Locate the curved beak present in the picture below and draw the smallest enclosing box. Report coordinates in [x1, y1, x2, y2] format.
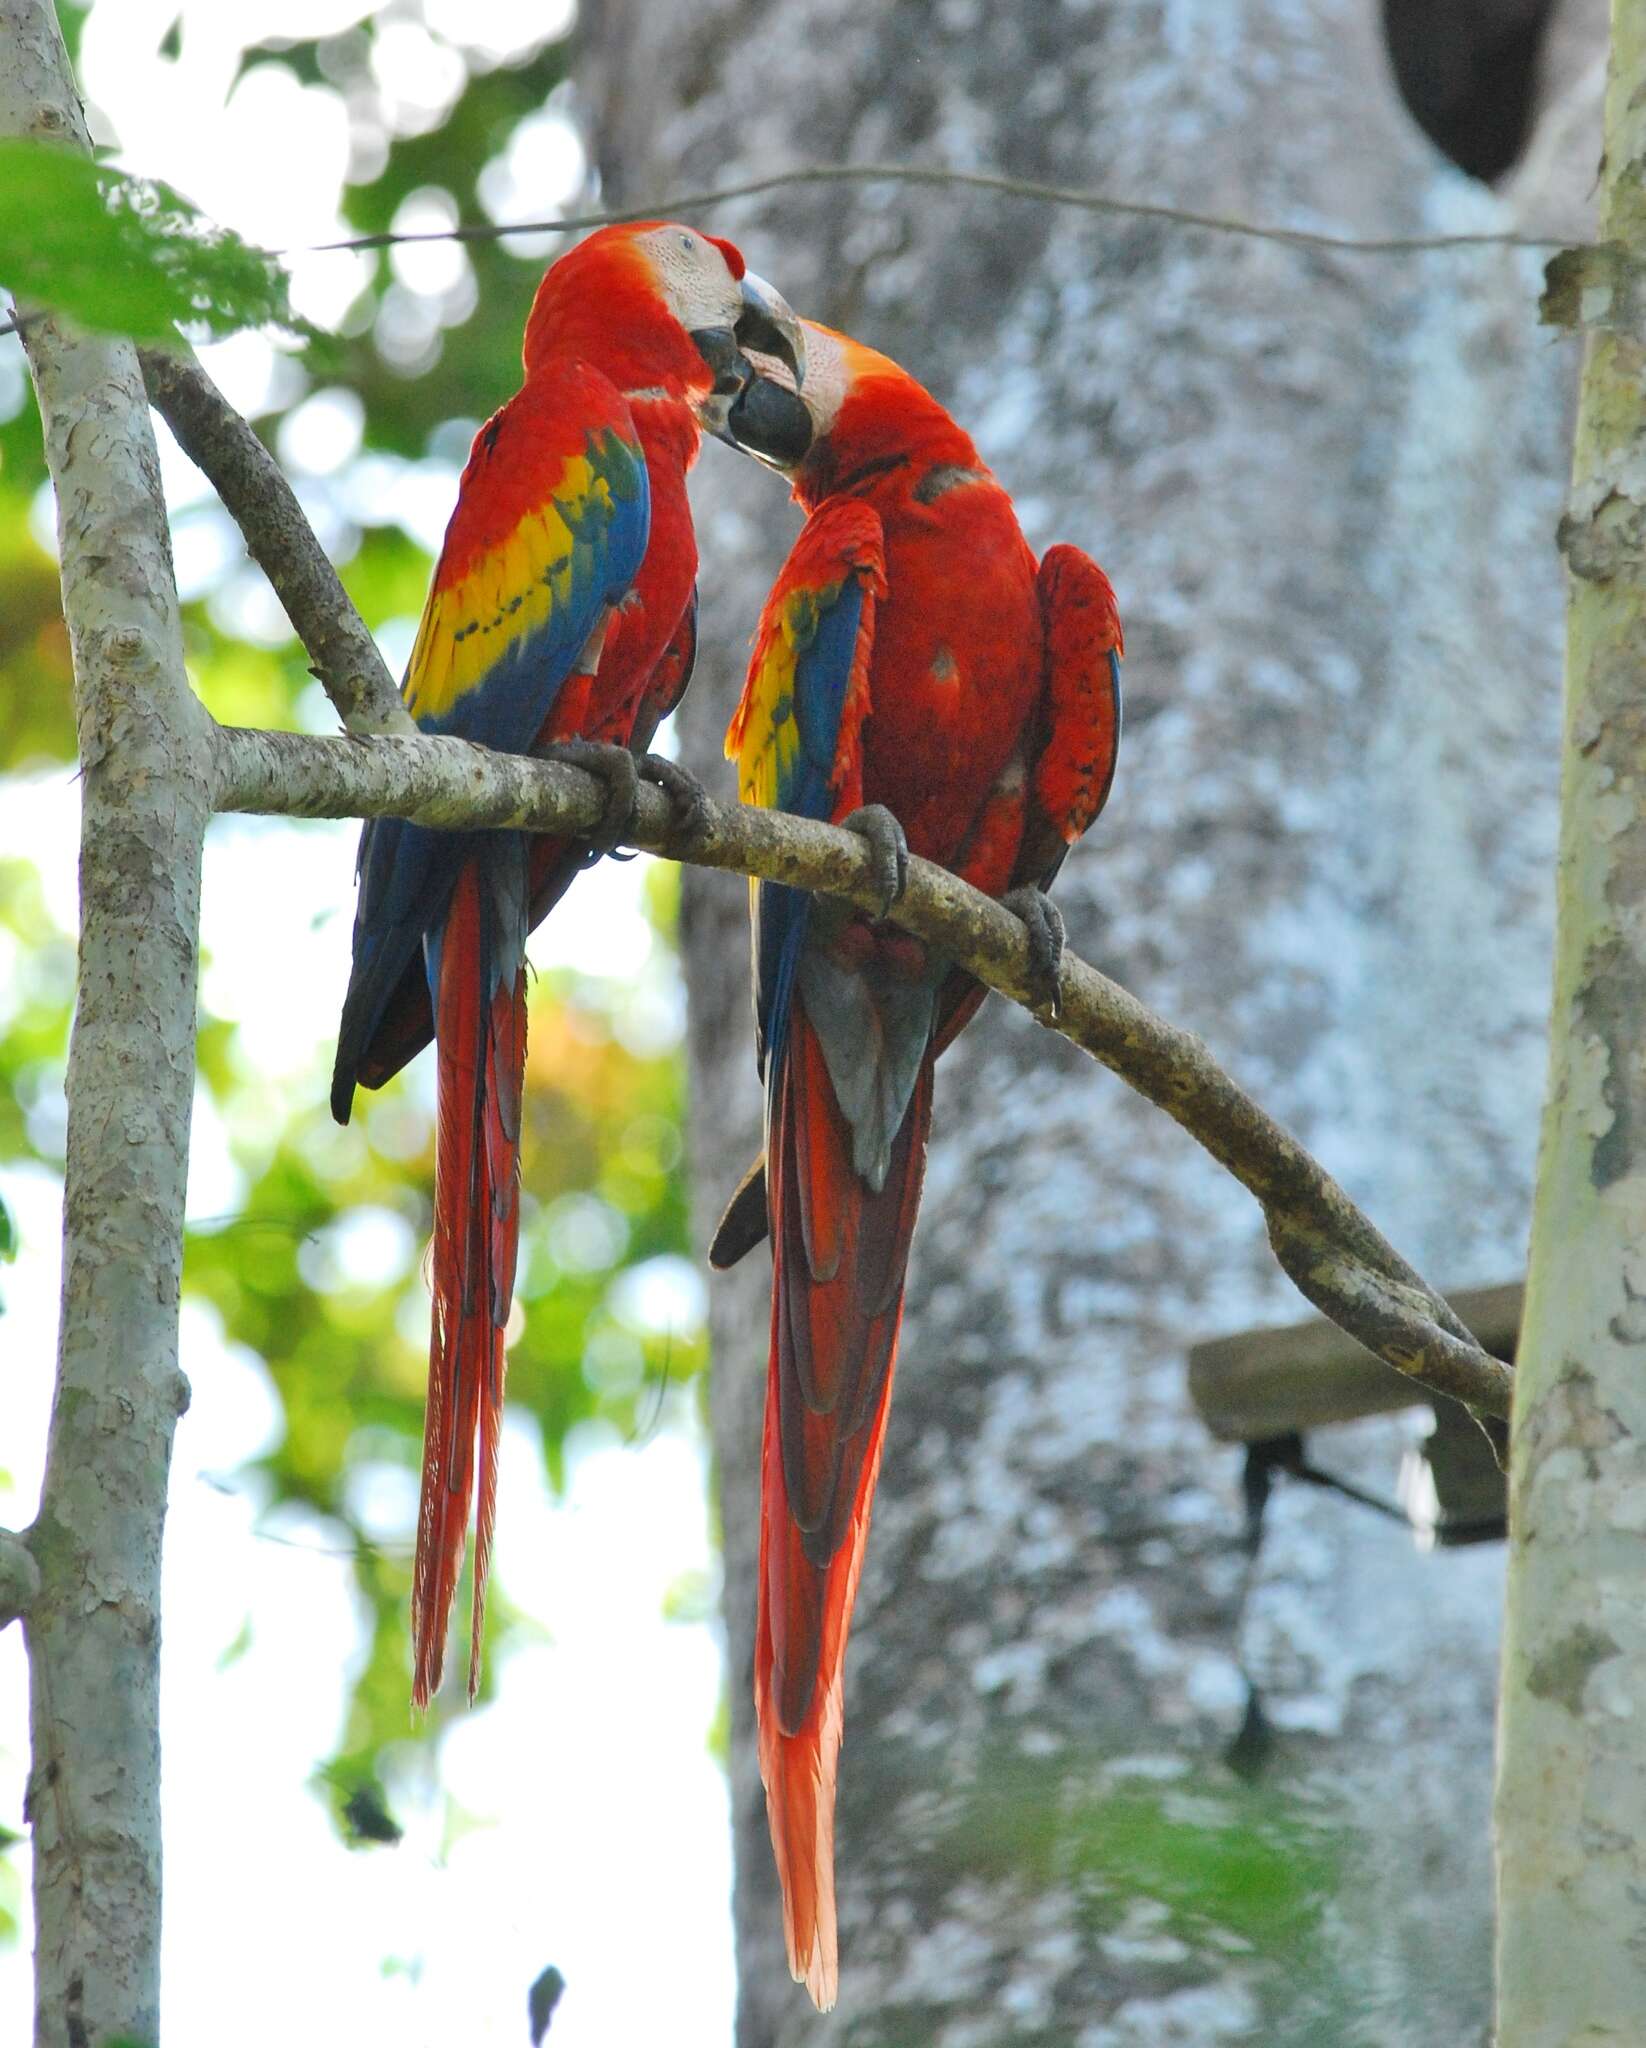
[693, 271, 810, 453]
[735, 271, 806, 388]
[718, 371, 814, 470]
[687, 274, 804, 418]
[687, 322, 751, 403]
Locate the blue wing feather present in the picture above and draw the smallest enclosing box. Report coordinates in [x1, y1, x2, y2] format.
[332, 415, 650, 1122]
[755, 575, 869, 1076]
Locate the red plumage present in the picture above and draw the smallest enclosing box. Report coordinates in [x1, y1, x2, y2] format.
[332, 223, 774, 1703]
[417, 867, 526, 1704]
[727, 325, 1122, 2004]
[758, 1016, 931, 2006]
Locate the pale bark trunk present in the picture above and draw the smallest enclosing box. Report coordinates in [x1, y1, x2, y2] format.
[585, 3, 1593, 2041]
[1495, 7, 1646, 2041]
[0, 4, 207, 2043]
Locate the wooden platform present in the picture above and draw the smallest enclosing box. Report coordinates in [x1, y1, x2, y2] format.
[1187, 1282, 1520, 1545]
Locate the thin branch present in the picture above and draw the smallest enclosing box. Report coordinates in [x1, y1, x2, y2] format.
[302, 163, 1581, 261]
[211, 720, 1513, 1423]
[0, 1529, 39, 1630]
[138, 344, 414, 739]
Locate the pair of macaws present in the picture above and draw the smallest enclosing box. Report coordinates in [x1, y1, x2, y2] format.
[330, 221, 1123, 2012]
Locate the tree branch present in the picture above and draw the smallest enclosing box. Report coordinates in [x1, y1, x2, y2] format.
[138, 344, 414, 739]
[303, 161, 1580, 261]
[211, 720, 1513, 1423]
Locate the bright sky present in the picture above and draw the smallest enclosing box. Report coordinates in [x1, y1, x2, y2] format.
[0, 4, 742, 2042]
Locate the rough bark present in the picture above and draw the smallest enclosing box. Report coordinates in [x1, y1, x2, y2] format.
[1, 5, 207, 2044]
[1495, 7, 1646, 2040]
[585, 3, 1593, 2042]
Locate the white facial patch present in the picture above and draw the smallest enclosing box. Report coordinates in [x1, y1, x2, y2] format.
[639, 225, 743, 334]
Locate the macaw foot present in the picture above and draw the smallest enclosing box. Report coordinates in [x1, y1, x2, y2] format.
[1003, 885, 1066, 1015]
[841, 804, 909, 920]
[539, 739, 640, 856]
[638, 753, 712, 849]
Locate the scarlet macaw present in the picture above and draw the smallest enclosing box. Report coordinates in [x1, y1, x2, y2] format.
[330, 223, 803, 1706]
[720, 322, 1123, 2007]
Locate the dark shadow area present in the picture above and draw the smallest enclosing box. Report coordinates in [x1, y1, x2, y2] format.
[1382, 0, 1557, 181]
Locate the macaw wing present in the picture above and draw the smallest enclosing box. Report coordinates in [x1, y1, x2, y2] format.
[1018, 542, 1123, 885]
[406, 368, 650, 748]
[518, 583, 701, 949]
[332, 374, 650, 1122]
[920, 549, 1119, 1114]
[709, 548, 1122, 1268]
[725, 500, 886, 1077]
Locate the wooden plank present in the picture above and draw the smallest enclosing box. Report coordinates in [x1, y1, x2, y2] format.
[1187, 1280, 1522, 1442]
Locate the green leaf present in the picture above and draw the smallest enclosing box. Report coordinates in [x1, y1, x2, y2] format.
[0, 1189, 14, 1262]
[0, 139, 309, 344]
[315, 1757, 405, 1846]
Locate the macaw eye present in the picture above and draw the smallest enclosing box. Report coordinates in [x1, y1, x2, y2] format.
[679, 231, 695, 252]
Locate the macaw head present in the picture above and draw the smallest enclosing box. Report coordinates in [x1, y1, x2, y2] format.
[522, 222, 804, 429]
[717, 318, 967, 506]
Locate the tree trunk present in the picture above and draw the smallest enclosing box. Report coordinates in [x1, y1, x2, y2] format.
[583, 5, 1596, 2038]
[1495, 6, 1646, 2041]
[1, 5, 207, 2043]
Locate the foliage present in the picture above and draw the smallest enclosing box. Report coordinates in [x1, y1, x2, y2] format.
[954, 1753, 1341, 1953]
[0, 480, 73, 761]
[181, 944, 704, 1721]
[839, 1752, 1354, 2046]
[0, 1819, 15, 1949]
[0, 140, 306, 344]
[265, 24, 576, 457]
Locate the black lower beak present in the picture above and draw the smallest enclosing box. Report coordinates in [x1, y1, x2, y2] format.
[723, 375, 813, 468]
[688, 325, 750, 398]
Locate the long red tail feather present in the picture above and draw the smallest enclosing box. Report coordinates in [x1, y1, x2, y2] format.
[756, 1008, 933, 2008]
[413, 863, 526, 1707]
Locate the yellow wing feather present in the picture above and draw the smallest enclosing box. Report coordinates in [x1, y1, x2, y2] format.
[728, 596, 810, 812]
[403, 453, 620, 727]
